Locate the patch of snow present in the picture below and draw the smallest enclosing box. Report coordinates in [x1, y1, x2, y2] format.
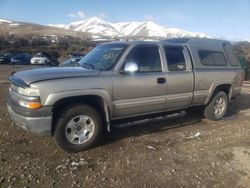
[117, 21, 167, 37]
[9, 23, 20, 27]
[44, 34, 58, 37]
[165, 27, 208, 38]
[49, 24, 66, 28]
[0, 18, 12, 23]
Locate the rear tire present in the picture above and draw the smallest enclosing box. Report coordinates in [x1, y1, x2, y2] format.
[204, 91, 229, 121]
[54, 104, 103, 153]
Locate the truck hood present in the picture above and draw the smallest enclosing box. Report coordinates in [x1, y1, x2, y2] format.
[12, 67, 101, 85]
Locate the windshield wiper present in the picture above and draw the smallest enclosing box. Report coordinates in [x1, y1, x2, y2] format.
[81, 63, 96, 70]
[81, 63, 105, 71]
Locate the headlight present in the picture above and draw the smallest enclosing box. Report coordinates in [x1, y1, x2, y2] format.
[17, 87, 40, 96]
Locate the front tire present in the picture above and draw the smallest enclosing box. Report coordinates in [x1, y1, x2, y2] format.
[204, 91, 229, 121]
[54, 104, 103, 153]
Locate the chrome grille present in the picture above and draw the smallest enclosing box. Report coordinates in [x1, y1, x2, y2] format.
[10, 83, 18, 92]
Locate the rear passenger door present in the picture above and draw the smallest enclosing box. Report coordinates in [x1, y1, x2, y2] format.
[163, 45, 194, 109]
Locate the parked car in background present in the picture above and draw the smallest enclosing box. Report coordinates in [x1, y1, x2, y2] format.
[31, 52, 51, 65]
[0, 53, 14, 64]
[10, 53, 32, 65]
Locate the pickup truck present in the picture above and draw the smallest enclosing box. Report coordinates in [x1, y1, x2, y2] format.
[7, 38, 243, 152]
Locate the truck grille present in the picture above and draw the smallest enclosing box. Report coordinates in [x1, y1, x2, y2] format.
[10, 83, 18, 92]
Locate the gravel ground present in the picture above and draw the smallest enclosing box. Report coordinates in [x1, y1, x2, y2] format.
[0, 65, 250, 188]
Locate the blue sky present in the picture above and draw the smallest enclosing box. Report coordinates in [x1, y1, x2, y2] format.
[0, 0, 249, 40]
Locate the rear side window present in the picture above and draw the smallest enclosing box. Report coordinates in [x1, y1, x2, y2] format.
[223, 43, 239, 66]
[125, 45, 162, 72]
[164, 46, 186, 71]
[198, 50, 227, 66]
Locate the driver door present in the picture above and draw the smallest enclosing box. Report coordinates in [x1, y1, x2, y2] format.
[112, 44, 167, 118]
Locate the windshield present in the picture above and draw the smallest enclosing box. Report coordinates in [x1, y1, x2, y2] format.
[78, 43, 128, 70]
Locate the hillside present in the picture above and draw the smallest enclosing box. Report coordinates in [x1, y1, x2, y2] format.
[0, 18, 94, 57]
[0, 18, 89, 39]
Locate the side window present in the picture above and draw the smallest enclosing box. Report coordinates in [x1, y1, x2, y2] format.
[199, 50, 227, 66]
[125, 45, 162, 72]
[164, 46, 186, 71]
[223, 43, 239, 66]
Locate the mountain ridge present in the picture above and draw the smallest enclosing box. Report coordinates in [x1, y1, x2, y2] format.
[49, 17, 208, 39]
[1, 17, 250, 42]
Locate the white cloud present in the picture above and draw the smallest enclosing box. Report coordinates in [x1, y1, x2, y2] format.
[144, 15, 154, 22]
[68, 11, 86, 19]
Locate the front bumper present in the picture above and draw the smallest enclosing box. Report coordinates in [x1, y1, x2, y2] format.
[7, 104, 52, 136]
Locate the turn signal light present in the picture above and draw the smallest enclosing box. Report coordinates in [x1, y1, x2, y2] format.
[18, 100, 42, 109]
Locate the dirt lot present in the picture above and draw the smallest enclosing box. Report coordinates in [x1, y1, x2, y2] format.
[0, 65, 250, 188]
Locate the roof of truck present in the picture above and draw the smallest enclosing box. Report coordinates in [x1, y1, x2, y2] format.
[105, 37, 230, 46]
[163, 37, 229, 45]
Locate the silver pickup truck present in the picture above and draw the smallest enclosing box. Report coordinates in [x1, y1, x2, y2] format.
[7, 38, 243, 152]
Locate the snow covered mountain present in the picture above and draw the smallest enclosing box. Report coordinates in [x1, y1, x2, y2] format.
[115, 21, 167, 37]
[50, 17, 122, 38]
[0, 18, 21, 27]
[0, 17, 208, 40]
[50, 17, 208, 39]
[0, 18, 12, 23]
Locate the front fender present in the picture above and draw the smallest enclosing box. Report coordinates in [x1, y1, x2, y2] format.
[44, 89, 113, 115]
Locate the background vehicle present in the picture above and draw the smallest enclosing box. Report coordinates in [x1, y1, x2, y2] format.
[7, 38, 243, 153]
[31, 52, 51, 65]
[10, 53, 32, 65]
[0, 53, 14, 64]
[31, 52, 59, 66]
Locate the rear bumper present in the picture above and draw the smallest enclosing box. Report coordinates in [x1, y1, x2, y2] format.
[7, 104, 52, 136]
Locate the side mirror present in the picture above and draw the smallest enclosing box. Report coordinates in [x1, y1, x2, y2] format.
[122, 62, 139, 73]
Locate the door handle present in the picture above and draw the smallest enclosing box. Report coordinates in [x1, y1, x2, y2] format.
[157, 77, 166, 84]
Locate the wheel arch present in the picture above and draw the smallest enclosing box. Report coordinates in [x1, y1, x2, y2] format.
[205, 82, 232, 105]
[49, 91, 112, 135]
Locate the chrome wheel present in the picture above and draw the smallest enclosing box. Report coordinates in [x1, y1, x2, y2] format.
[213, 97, 226, 117]
[65, 115, 95, 145]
